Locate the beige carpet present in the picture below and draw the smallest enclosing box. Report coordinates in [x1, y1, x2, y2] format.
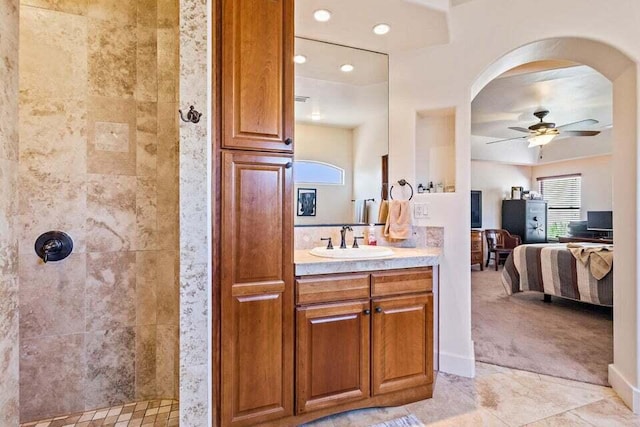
[472, 268, 613, 385]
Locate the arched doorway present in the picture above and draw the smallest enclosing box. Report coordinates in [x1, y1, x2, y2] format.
[469, 37, 638, 410]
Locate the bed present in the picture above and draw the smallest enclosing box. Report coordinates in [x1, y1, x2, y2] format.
[501, 243, 613, 306]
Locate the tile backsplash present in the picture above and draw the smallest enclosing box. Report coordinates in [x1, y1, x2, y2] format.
[295, 225, 444, 250]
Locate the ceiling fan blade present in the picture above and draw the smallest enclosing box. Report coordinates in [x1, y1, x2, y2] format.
[508, 126, 531, 133]
[561, 130, 601, 137]
[486, 136, 528, 145]
[557, 119, 599, 129]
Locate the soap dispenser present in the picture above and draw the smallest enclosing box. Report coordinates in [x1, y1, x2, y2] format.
[367, 224, 377, 246]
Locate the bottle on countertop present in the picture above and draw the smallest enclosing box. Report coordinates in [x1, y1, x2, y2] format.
[368, 224, 377, 246]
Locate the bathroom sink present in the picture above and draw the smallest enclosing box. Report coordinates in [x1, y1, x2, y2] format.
[309, 245, 394, 259]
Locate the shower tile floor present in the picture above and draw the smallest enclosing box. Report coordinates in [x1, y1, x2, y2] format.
[20, 400, 179, 427]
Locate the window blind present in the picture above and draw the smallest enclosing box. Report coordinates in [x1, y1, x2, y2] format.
[538, 174, 582, 240]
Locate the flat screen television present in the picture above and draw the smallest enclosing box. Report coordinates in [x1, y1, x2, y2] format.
[471, 190, 482, 228]
[587, 211, 613, 231]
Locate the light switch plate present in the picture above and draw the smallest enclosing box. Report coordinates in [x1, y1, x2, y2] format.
[414, 203, 429, 219]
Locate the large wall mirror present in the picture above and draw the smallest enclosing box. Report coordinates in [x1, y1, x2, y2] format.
[294, 37, 389, 226]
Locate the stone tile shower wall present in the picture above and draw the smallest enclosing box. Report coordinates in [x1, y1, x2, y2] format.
[17, 0, 180, 422]
[0, 0, 20, 425]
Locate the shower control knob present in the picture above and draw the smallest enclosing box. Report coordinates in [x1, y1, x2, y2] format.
[35, 231, 73, 264]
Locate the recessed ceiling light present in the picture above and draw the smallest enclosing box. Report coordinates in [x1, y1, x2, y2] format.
[293, 55, 307, 64]
[372, 23, 391, 35]
[311, 113, 322, 121]
[340, 64, 354, 73]
[313, 9, 331, 22]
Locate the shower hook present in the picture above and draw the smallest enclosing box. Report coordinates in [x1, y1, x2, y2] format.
[179, 106, 203, 124]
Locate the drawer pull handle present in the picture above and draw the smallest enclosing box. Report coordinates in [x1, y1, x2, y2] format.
[363, 309, 371, 315]
[375, 307, 382, 313]
[285, 137, 293, 145]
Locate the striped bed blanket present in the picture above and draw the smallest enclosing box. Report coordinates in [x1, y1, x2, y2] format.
[501, 243, 613, 306]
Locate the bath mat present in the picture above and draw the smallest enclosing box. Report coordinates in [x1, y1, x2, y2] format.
[370, 414, 424, 427]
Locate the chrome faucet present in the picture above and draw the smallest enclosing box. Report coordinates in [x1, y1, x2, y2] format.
[340, 226, 353, 249]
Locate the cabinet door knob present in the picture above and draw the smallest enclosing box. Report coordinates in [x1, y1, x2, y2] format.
[375, 307, 382, 313]
[363, 309, 371, 315]
[285, 137, 293, 146]
[285, 162, 293, 169]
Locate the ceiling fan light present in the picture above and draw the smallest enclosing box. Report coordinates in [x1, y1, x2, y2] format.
[528, 134, 556, 148]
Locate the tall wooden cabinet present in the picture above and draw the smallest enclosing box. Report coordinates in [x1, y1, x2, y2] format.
[217, 0, 294, 425]
[220, 152, 293, 426]
[222, 0, 294, 152]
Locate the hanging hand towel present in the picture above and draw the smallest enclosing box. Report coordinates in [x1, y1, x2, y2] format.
[378, 200, 389, 224]
[353, 199, 365, 223]
[384, 200, 412, 240]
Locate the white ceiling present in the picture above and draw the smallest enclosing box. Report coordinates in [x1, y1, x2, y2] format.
[295, 0, 449, 53]
[295, 38, 389, 128]
[471, 65, 613, 164]
[295, 38, 388, 86]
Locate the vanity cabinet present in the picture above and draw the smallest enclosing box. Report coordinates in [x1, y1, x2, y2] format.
[296, 300, 371, 414]
[294, 268, 434, 420]
[221, 0, 294, 153]
[372, 294, 433, 396]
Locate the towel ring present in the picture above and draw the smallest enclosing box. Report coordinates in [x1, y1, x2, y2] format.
[389, 179, 414, 201]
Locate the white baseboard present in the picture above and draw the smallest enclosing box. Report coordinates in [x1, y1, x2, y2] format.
[439, 344, 476, 378]
[609, 363, 640, 414]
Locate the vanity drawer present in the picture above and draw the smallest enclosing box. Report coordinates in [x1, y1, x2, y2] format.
[296, 274, 370, 305]
[371, 268, 432, 297]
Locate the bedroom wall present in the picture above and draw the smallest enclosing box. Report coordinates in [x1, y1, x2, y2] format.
[531, 155, 613, 218]
[470, 160, 532, 229]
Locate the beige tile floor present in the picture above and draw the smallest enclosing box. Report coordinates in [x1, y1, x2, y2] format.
[20, 400, 178, 427]
[20, 364, 640, 427]
[304, 363, 640, 427]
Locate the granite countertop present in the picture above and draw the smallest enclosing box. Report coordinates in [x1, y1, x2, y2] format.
[294, 247, 441, 276]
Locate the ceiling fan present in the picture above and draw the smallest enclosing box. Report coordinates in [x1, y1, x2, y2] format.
[487, 110, 601, 147]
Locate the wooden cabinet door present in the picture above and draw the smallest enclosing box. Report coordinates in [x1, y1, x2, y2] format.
[221, 151, 293, 426]
[296, 301, 370, 414]
[371, 294, 433, 396]
[222, 0, 294, 152]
